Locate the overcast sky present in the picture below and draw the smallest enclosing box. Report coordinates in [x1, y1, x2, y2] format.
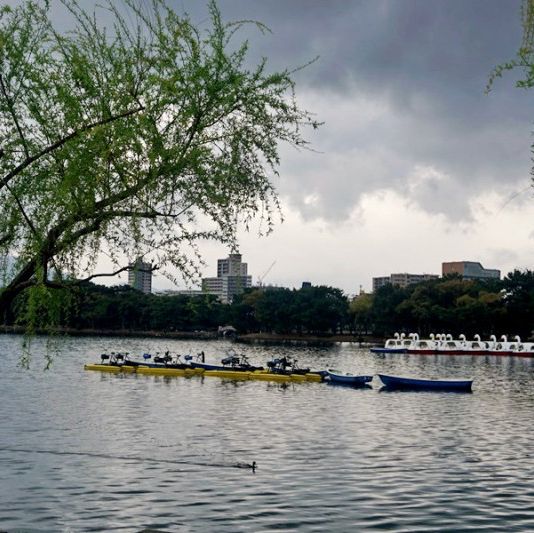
[12, 0, 532, 294]
[185, 0, 532, 294]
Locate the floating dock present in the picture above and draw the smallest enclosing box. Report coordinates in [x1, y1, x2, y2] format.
[84, 364, 322, 383]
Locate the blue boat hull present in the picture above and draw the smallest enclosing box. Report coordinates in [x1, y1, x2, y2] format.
[190, 361, 264, 372]
[378, 374, 472, 392]
[325, 372, 373, 387]
[370, 348, 407, 354]
[123, 360, 191, 369]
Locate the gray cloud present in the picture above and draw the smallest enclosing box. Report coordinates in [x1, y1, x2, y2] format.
[175, 0, 529, 223]
[8, 0, 530, 223]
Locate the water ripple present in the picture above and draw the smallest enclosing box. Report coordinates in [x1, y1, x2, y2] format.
[1, 335, 534, 531]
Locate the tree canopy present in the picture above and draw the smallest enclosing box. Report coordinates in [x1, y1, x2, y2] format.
[0, 0, 319, 320]
[349, 272, 532, 339]
[6, 272, 534, 339]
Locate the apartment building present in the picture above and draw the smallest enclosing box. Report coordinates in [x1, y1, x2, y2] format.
[372, 272, 439, 292]
[202, 253, 252, 303]
[127, 259, 152, 294]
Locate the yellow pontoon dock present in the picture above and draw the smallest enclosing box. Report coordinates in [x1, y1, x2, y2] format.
[84, 364, 322, 383]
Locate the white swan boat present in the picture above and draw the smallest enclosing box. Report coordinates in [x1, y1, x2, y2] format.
[371, 333, 534, 357]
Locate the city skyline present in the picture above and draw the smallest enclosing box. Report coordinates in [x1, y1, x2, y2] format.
[142, 1, 533, 294]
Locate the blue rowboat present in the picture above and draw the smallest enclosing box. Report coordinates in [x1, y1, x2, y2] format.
[378, 374, 473, 392]
[132, 361, 191, 369]
[324, 370, 373, 387]
[370, 347, 407, 354]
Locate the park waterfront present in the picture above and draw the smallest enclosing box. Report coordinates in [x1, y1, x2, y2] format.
[3, 269, 534, 342]
[0, 324, 376, 345]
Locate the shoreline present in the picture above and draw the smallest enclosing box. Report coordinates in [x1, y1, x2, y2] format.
[0, 326, 381, 345]
[235, 332, 381, 346]
[0, 325, 217, 340]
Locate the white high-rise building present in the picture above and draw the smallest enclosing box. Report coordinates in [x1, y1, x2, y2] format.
[128, 259, 152, 294]
[202, 253, 252, 303]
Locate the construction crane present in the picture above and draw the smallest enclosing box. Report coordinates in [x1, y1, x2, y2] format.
[257, 260, 276, 287]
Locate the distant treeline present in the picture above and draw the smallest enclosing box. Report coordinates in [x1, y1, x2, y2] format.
[6, 270, 534, 339]
[352, 270, 534, 339]
[9, 283, 350, 336]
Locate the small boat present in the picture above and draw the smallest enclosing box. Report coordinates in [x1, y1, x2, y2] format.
[324, 369, 373, 387]
[378, 374, 473, 392]
[371, 332, 534, 357]
[189, 351, 264, 372]
[370, 346, 407, 354]
[370, 332, 409, 353]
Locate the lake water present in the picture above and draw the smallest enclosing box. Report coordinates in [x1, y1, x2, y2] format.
[1, 334, 533, 532]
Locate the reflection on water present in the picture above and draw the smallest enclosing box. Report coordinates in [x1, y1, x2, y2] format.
[1, 335, 534, 531]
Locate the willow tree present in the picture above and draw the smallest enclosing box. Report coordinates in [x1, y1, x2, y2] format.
[0, 0, 318, 322]
[487, 0, 534, 176]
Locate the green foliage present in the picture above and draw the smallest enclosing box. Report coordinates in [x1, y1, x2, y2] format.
[370, 283, 409, 336]
[7, 271, 534, 339]
[226, 289, 261, 332]
[501, 269, 534, 334]
[349, 293, 373, 334]
[487, 0, 534, 90]
[0, 0, 319, 322]
[253, 288, 296, 333]
[12, 281, 227, 332]
[10, 282, 350, 335]
[296, 286, 348, 334]
[224, 285, 349, 335]
[353, 273, 534, 339]
[487, 0, 534, 179]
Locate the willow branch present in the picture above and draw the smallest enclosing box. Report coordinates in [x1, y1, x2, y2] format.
[4, 182, 38, 238]
[78, 263, 159, 282]
[0, 105, 145, 192]
[43, 263, 160, 289]
[0, 73, 30, 158]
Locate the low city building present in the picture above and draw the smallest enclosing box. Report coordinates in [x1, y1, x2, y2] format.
[372, 272, 439, 292]
[442, 261, 500, 280]
[155, 289, 204, 297]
